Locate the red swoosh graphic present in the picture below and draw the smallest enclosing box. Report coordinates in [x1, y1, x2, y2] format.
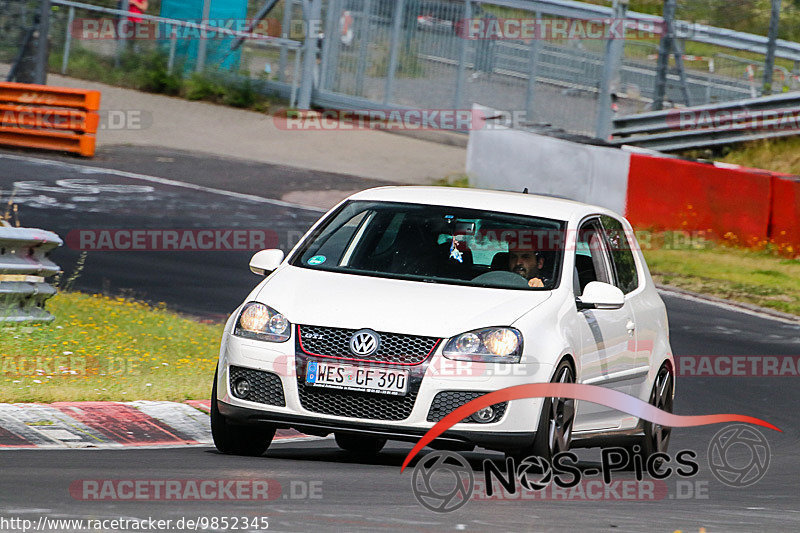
[400, 383, 780, 472]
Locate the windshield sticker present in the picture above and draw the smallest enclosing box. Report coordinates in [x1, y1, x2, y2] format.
[308, 255, 327, 265]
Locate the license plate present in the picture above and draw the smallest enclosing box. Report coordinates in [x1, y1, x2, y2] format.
[305, 361, 408, 396]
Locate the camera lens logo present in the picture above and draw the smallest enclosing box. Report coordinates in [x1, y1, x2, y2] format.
[411, 451, 474, 513]
[707, 424, 771, 488]
[516, 456, 553, 491]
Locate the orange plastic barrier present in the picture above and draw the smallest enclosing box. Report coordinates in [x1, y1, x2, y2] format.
[770, 175, 800, 252]
[0, 82, 100, 111]
[0, 82, 100, 157]
[0, 127, 95, 157]
[0, 103, 99, 133]
[625, 154, 772, 242]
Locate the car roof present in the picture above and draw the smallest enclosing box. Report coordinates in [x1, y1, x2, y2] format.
[347, 186, 618, 223]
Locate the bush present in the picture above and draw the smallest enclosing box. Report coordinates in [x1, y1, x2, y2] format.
[53, 45, 276, 113]
[56, 46, 116, 83]
[221, 77, 258, 108]
[183, 72, 226, 101]
[132, 51, 182, 95]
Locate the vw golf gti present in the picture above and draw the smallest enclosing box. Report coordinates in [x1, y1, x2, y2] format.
[212, 187, 675, 462]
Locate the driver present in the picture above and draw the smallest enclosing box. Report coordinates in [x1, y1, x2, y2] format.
[508, 245, 547, 288]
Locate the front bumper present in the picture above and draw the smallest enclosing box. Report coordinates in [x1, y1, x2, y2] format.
[218, 401, 536, 450]
[218, 331, 555, 451]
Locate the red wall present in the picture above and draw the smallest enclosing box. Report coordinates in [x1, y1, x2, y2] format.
[626, 154, 774, 243]
[770, 175, 800, 253]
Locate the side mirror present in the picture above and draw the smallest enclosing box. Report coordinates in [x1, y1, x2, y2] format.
[250, 249, 285, 276]
[576, 281, 625, 310]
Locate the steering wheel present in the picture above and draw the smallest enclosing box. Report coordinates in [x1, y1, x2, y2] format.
[470, 270, 530, 289]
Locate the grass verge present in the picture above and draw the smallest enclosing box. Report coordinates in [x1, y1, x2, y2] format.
[0, 292, 223, 403]
[712, 136, 800, 176]
[643, 247, 800, 316]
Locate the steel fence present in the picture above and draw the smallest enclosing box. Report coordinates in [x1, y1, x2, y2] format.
[0, 222, 62, 323]
[42, 0, 305, 104]
[316, 0, 800, 137]
[4, 0, 800, 140]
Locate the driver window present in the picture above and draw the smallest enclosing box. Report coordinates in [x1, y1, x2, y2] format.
[575, 220, 614, 295]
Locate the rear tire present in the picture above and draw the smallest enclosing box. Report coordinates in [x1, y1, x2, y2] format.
[506, 360, 575, 463]
[334, 432, 387, 456]
[211, 368, 275, 457]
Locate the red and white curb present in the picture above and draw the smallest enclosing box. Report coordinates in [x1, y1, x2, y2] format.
[0, 401, 319, 449]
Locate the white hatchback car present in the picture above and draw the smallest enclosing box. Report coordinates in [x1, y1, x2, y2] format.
[212, 187, 675, 462]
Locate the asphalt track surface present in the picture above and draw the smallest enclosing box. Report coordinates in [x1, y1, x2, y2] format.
[1, 149, 800, 532]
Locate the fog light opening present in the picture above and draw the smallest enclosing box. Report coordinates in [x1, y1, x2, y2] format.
[233, 378, 251, 399]
[472, 406, 495, 423]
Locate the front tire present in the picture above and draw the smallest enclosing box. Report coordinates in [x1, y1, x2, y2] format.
[334, 432, 386, 456]
[211, 368, 276, 456]
[507, 360, 575, 463]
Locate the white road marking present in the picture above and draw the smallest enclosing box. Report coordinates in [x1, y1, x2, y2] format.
[658, 287, 800, 325]
[0, 153, 326, 212]
[271, 435, 333, 444]
[36, 429, 83, 441]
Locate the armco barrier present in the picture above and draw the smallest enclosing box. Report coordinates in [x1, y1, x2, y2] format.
[625, 154, 773, 243]
[770, 175, 800, 253]
[0, 82, 100, 157]
[0, 223, 63, 323]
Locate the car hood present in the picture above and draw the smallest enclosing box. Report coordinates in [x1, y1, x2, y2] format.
[254, 265, 552, 338]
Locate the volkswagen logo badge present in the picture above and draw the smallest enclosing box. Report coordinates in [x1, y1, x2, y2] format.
[349, 329, 380, 356]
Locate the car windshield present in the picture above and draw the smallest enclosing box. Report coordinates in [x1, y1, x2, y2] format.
[291, 201, 566, 290]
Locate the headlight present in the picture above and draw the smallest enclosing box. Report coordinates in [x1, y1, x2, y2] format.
[233, 302, 291, 342]
[443, 327, 523, 363]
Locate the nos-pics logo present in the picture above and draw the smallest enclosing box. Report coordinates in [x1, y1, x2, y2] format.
[410, 424, 771, 512]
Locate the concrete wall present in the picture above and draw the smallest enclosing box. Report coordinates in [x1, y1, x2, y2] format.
[466, 105, 632, 215]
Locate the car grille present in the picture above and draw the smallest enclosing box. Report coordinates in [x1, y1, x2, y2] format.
[427, 391, 508, 424]
[229, 366, 286, 407]
[297, 378, 417, 421]
[296, 325, 440, 365]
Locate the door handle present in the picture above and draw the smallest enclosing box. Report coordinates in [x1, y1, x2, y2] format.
[626, 320, 636, 335]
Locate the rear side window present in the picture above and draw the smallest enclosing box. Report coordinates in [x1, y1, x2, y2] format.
[600, 215, 639, 294]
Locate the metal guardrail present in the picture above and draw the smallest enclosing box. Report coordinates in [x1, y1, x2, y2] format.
[520, 0, 800, 62]
[610, 92, 800, 151]
[0, 223, 62, 323]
